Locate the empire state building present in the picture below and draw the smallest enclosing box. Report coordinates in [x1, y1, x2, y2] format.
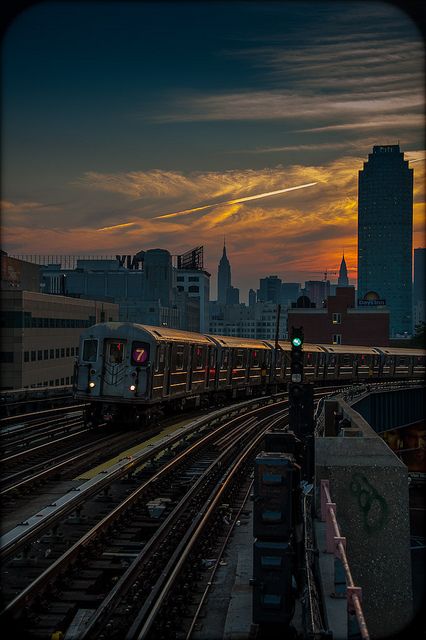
[217, 241, 231, 303]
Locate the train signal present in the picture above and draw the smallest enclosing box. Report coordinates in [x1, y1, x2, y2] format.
[290, 327, 304, 383]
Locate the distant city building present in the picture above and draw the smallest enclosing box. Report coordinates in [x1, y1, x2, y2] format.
[303, 280, 330, 308]
[337, 254, 349, 286]
[257, 275, 282, 303]
[358, 144, 413, 337]
[248, 288, 256, 307]
[413, 248, 425, 329]
[226, 285, 240, 305]
[175, 268, 210, 332]
[39, 247, 209, 331]
[1, 252, 41, 292]
[1, 290, 118, 389]
[217, 241, 231, 303]
[288, 286, 389, 346]
[208, 300, 285, 340]
[280, 282, 301, 308]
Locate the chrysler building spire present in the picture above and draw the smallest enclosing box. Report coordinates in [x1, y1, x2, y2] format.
[338, 253, 349, 286]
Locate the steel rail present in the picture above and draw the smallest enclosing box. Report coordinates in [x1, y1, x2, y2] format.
[127, 410, 287, 640]
[0, 404, 285, 619]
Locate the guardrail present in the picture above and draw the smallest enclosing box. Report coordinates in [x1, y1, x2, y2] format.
[320, 479, 370, 640]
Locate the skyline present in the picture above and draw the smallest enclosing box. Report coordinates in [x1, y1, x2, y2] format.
[2, 1, 425, 300]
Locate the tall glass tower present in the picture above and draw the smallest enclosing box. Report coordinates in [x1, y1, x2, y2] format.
[217, 241, 231, 303]
[357, 145, 413, 337]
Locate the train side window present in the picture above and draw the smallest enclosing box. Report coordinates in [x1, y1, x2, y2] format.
[319, 353, 324, 366]
[155, 344, 166, 372]
[131, 342, 150, 366]
[193, 346, 205, 370]
[251, 350, 259, 367]
[396, 355, 408, 366]
[209, 350, 216, 368]
[175, 345, 185, 370]
[221, 350, 229, 369]
[341, 354, 351, 366]
[305, 352, 312, 364]
[275, 351, 282, 367]
[83, 339, 98, 362]
[329, 355, 336, 367]
[264, 351, 271, 366]
[235, 349, 245, 369]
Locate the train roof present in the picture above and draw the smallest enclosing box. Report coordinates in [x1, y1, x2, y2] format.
[317, 344, 379, 354]
[87, 322, 213, 345]
[134, 324, 213, 344]
[204, 334, 272, 349]
[375, 346, 426, 356]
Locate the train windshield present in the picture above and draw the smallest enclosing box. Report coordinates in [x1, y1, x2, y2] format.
[82, 339, 98, 362]
[107, 341, 125, 364]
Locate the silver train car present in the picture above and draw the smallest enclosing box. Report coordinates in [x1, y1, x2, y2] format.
[74, 322, 426, 426]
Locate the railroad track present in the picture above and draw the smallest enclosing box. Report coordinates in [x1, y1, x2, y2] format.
[1, 385, 358, 638]
[0, 393, 291, 637]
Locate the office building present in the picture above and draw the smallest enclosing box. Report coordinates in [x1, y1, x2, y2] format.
[1, 290, 118, 389]
[257, 275, 282, 304]
[358, 144, 413, 337]
[175, 268, 210, 332]
[304, 280, 330, 309]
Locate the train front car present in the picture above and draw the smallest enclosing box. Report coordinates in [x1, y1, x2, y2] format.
[74, 322, 154, 426]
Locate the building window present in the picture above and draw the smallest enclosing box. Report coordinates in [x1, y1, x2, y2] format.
[0, 352, 14, 363]
[66, 377, 70, 384]
[31, 351, 36, 361]
[44, 350, 49, 360]
[188, 276, 199, 282]
[49, 380, 54, 386]
[50, 349, 54, 359]
[61, 378, 64, 385]
[71, 347, 75, 356]
[24, 351, 29, 363]
[332, 334, 342, 345]
[176, 276, 184, 282]
[332, 313, 341, 324]
[55, 379, 59, 386]
[66, 347, 70, 357]
[188, 286, 199, 293]
[37, 350, 43, 361]
[61, 348, 65, 357]
[55, 348, 60, 358]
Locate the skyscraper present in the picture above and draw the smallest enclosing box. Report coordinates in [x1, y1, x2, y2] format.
[217, 240, 231, 303]
[358, 145, 413, 336]
[337, 254, 349, 287]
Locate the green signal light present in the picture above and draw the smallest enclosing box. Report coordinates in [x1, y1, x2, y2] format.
[292, 337, 302, 347]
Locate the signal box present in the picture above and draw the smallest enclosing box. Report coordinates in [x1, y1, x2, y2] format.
[252, 540, 294, 625]
[254, 452, 296, 540]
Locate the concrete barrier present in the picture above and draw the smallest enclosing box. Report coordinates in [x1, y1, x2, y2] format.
[315, 397, 413, 639]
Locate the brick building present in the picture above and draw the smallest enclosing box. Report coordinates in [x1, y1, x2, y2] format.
[287, 287, 389, 346]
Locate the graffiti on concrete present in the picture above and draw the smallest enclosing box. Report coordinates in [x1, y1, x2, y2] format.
[350, 473, 388, 534]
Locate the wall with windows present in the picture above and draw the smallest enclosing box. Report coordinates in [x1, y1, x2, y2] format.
[0, 290, 118, 389]
[288, 286, 389, 346]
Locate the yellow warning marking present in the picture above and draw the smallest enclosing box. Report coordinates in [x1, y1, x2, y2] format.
[77, 418, 195, 480]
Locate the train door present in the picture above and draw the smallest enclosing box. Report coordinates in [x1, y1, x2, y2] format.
[207, 347, 217, 388]
[187, 344, 194, 393]
[152, 343, 166, 401]
[101, 339, 127, 396]
[163, 343, 172, 396]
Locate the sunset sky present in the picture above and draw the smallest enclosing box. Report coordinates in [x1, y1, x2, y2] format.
[2, 1, 425, 300]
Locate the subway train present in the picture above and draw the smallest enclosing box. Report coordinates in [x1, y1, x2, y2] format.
[73, 322, 426, 426]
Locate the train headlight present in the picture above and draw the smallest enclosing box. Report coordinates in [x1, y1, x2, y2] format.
[89, 381, 96, 388]
[129, 384, 136, 391]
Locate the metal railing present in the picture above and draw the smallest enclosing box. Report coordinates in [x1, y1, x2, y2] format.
[320, 479, 370, 640]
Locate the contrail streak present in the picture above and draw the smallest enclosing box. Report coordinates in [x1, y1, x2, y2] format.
[97, 180, 319, 230]
[154, 181, 319, 219]
[97, 222, 138, 231]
